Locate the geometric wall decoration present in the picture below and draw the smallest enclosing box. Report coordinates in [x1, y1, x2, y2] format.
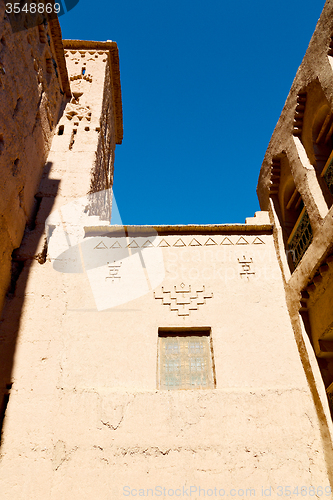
[238, 256, 255, 278]
[154, 283, 213, 316]
[92, 236, 266, 250]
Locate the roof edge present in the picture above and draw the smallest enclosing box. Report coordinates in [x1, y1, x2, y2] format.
[84, 223, 273, 237]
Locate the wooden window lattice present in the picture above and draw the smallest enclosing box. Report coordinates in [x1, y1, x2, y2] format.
[287, 207, 313, 267]
[323, 154, 333, 197]
[159, 334, 214, 390]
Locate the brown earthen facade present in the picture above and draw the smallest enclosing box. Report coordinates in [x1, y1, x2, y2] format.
[1, 1, 333, 498]
[0, 4, 71, 314]
[257, 0, 333, 423]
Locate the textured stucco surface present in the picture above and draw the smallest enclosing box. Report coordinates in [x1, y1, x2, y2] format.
[256, 0, 333, 465]
[0, 5, 69, 313]
[0, 225, 331, 498]
[0, 36, 125, 498]
[1, 2, 333, 497]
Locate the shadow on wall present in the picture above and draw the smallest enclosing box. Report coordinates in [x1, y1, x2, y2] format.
[0, 161, 60, 445]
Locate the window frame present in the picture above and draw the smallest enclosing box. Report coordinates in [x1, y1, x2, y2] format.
[157, 327, 216, 390]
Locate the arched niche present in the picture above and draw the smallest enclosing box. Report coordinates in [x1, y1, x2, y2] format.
[270, 153, 312, 271]
[296, 80, 333, 207]
[312, 104, 333, 171]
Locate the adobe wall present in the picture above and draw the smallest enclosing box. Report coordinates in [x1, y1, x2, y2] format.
[256, 0, 333, 443]
[0, 5, 70, 314]
[47, 41, 122, 208]
[0, 38, 123, 498]
[17, 41, 124, 264]
[257, 0, 333, 219]
[1, 2, 332, 497]
[0, 212, 331, 498]
[256, 0, 333, 290]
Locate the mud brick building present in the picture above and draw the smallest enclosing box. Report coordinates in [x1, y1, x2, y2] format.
[1, 1, 333, 498]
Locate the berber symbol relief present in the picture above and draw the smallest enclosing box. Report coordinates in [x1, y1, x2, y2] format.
[154, 283, 213, 316]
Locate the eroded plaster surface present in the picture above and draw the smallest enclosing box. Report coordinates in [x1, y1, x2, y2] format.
[0, 220, 331, 498]
[0, 6, 69, 312]
[1, 3, 333, 498]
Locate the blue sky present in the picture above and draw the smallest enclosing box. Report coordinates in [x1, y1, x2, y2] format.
[59, 0, 326, 225]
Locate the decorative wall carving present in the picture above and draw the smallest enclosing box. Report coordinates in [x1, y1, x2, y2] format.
[91, 236, 265, 249]
[142, 240, 154, 247]
[106, 261, 122, 282]
[65, 103, 92, 122]
[189, 238, 201, 246]
[158, 239, 170, 247]
[69, 73, 93, 83]
[94, 241, 108, 249]
[238, 256, 255, 277]
[252, 237, 265, 245]
[204, 238, 217, 246]
[236, 237, 248, 245]
[154, 283, 213, 316]
[173, 238, 186, 247]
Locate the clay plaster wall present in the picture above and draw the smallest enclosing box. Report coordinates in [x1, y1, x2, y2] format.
[257, 0, 333, 226]
[0, 5, 69, 314]
[257, 0, 333, 286]
[0, 213, 331, 498]
[44, 47, 116, 207]
[256, 0, 333, 454]
[10, 43, 122, 272]
[0, 37, 124, 498]
[307, 271, 333, 356]
[1, 1, 332, 496]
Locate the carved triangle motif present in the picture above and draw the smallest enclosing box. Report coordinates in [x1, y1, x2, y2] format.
[158, 239, 170, 247]
[94, 241, 108, 249]
[236, 237, 249, 245]
[142, 240, 154, 247]
[189, 238, 201, 246]
[204, 238, 217, 246]
[174, 238, 186, 247]
[110, 241, 122, 248]
[252, 237, 265, 245]
[127, 240, 139, 248]
[221, 237, 233, 245]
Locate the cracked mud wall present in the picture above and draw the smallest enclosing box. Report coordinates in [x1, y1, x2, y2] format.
[256, 0, 333, 462]
[0, 227, 331, 498]
[44, 45, 116, 209]
[0, 4, 332, 498]
[0, 38, 124, 499]
[0, 5, 69, 314]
